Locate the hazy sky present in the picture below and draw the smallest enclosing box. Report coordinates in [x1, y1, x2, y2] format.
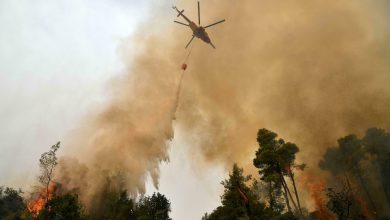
[0, 0, 225, 219]
[0, 0, 146, 183]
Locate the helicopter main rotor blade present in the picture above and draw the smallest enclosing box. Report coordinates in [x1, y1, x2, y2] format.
[174, 21, 189, 26]
[185, 35, 195, 49]
[198, 1, 200, 25]
[204, 19, 226, 29]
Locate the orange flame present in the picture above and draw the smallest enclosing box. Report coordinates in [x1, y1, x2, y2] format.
[27, 182, 57, 217]
[354, 194, 375, 220]
[300, 174, 337, 220]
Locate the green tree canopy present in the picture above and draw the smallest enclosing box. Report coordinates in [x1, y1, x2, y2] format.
[253, 129, 302, 215]
[0, 186, 25, 219]
[37, 193, 87, 220]
[136, 192, 172, 220]
[203, 164, 270, 220]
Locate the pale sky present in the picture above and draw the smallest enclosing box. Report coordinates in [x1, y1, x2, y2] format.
[0, 0, 225, 219]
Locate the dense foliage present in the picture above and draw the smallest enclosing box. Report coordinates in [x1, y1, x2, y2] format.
[136, 192, 171, 220]
[2, 127, 390, 219]
[253, 129, 303, 215]
[37, 193, 86, 220]
[0, 187, 25, 219]
[203, 163, 300, 220]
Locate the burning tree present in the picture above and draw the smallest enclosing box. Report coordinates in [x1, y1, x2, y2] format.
[325, 183, 353, 220]
[38, 141, 60, 204]
[28, 142, 60, 217]
[319, 128, 390, 219]
[36, 193, 87, 220]
[319, 134, 378, 218]
[27, 182, 58, 217]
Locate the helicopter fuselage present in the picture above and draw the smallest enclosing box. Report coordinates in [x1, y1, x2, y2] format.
[189, 22, 211, 44]
[176, 10, 213, 45]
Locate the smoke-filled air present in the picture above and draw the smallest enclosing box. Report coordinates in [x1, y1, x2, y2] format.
[1, 0, 390, 219]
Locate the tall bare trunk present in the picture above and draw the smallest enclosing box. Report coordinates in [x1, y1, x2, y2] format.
[281, 175, 299, 213]
[281, 176, 292, 212]
[288, 165, 302, 215]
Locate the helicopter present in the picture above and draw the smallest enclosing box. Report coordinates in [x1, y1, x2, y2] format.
[173, 1, 225, 49]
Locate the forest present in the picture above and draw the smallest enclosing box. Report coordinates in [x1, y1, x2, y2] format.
[1, 127, 390, 220]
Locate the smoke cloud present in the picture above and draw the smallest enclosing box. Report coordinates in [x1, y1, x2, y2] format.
[177, 0, 390, 167]
[59, 0, 390, 210]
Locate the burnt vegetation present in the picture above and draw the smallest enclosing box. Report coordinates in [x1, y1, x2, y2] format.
[2, 127, 390, 219]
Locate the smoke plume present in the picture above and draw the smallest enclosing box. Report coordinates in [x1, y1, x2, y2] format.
[177, 0, 390, 167]
[59, 0, 390, 210]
